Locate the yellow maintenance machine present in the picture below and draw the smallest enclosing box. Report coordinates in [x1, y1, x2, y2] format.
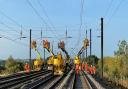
[58, 41, 70, 71]
[32, 40, 43, 71]
[43, 39, 54, 71]
[74, 38, 89, 65]
[43, 40, 64, 75]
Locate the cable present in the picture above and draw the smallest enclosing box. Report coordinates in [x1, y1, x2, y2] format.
[0, 22, 29, 38]
[0, 10, 23, 35]
[106, 0, 125, 26]
[26, 0, 60, 40]
[78, 0, 84, 42]
[0, 22, 19, 33]
[0, 29, 20, 37]
[37, 0, 61, 37]
[0, 34, 28, 47]
[104, 0, 114, 18]
[22, 23, 84, 29]
[0, 9, 31, 37]
[0, 10, 21, 27]
[73, 0, 85, 52]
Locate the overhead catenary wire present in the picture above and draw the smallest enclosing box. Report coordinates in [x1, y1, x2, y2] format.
[0, 34, 28, 47]
[104, 0, 114, 18]
[0, 10, 30, 46]
[37, 0, 62, 37]
[0, 22, 29, 38]
[0, 22, 19, 33]
[0, 9, 30, 37]
[0, 10, 23, 35]
[106, 0, 125, 26]
[73, 0, 85, 53]
[20, 23, 85, 29]
[0, 10, 21, 27]
[0, 29, 20, 37]
[26, 0, 60, 40]
[0, 10, 41, 39]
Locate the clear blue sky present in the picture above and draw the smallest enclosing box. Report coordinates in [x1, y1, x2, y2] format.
[0, 0, 128, 59]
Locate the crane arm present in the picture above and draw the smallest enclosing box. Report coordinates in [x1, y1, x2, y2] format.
[61, 48, 70, 63]
[58, 41, 70, 63]
[77, 46, 85, 56]
[36, 49, 42, 60]
[46, 48, 54, 56]
[77, 38, 89, 56]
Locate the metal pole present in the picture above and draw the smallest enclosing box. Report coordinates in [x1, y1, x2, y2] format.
[66, 28, 68, 49]
[86, 30, 88, 58]
[101, 18, 104, 79]
[82, 51, 85, 62]
[41, 30, 42, 39]
[90, 29, 92, 65]
[90, 29, 92, 56]
[52, 41, 54, 53]
[29, 29, 32, 70]
[44, 48, 45, 60]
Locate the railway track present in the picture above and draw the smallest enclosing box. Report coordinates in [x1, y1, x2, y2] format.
[81, 71, 94, 89]
[73, 71, 98, 89]
[2, 69, 105, 89]
[0, 70, 43, 81]
[28, 70, 97, 89]
[0, 70, 51, 89]
[26, 73, 67, 89]
[83, 71, 105, 89]
[24, 70, 73, 89]
[59, 70, 94, 89]
[55, 69, 75, 89]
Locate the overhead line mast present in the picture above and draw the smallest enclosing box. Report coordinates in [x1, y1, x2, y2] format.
[101, 18, 104, 80]
[86, 30, 88, 58]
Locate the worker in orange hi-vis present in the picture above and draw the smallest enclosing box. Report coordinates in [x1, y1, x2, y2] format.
[24, 63, 30, 72]
[79, 64, 81, 71]
[82, 63, 85, 71]
[89, 65, 93, 75]
[85, 62, 89, 73]
[75, 64, 79, 74]
[93, 66, 96, 75]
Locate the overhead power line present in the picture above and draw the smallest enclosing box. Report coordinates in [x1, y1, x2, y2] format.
[0, 34, 28, 47]
[0, 22, 29, 38]
[0, 22, 19, 33]
[73, 0, 85, 52]
[37, 0, 61, 37]
[0, 10, 30, 37]
[0, 10, 21, 27]
[26, 0, 60, 40]
[0, 29, 20, 37]
[106, 0, 125, 26]
[104, 0, 114, 18]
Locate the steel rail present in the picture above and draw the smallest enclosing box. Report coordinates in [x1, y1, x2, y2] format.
[28, 71, 70, 89]
[83, 71, 105, 89]
[0, 70, 44, 81]
[0, 70, 51, 89]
